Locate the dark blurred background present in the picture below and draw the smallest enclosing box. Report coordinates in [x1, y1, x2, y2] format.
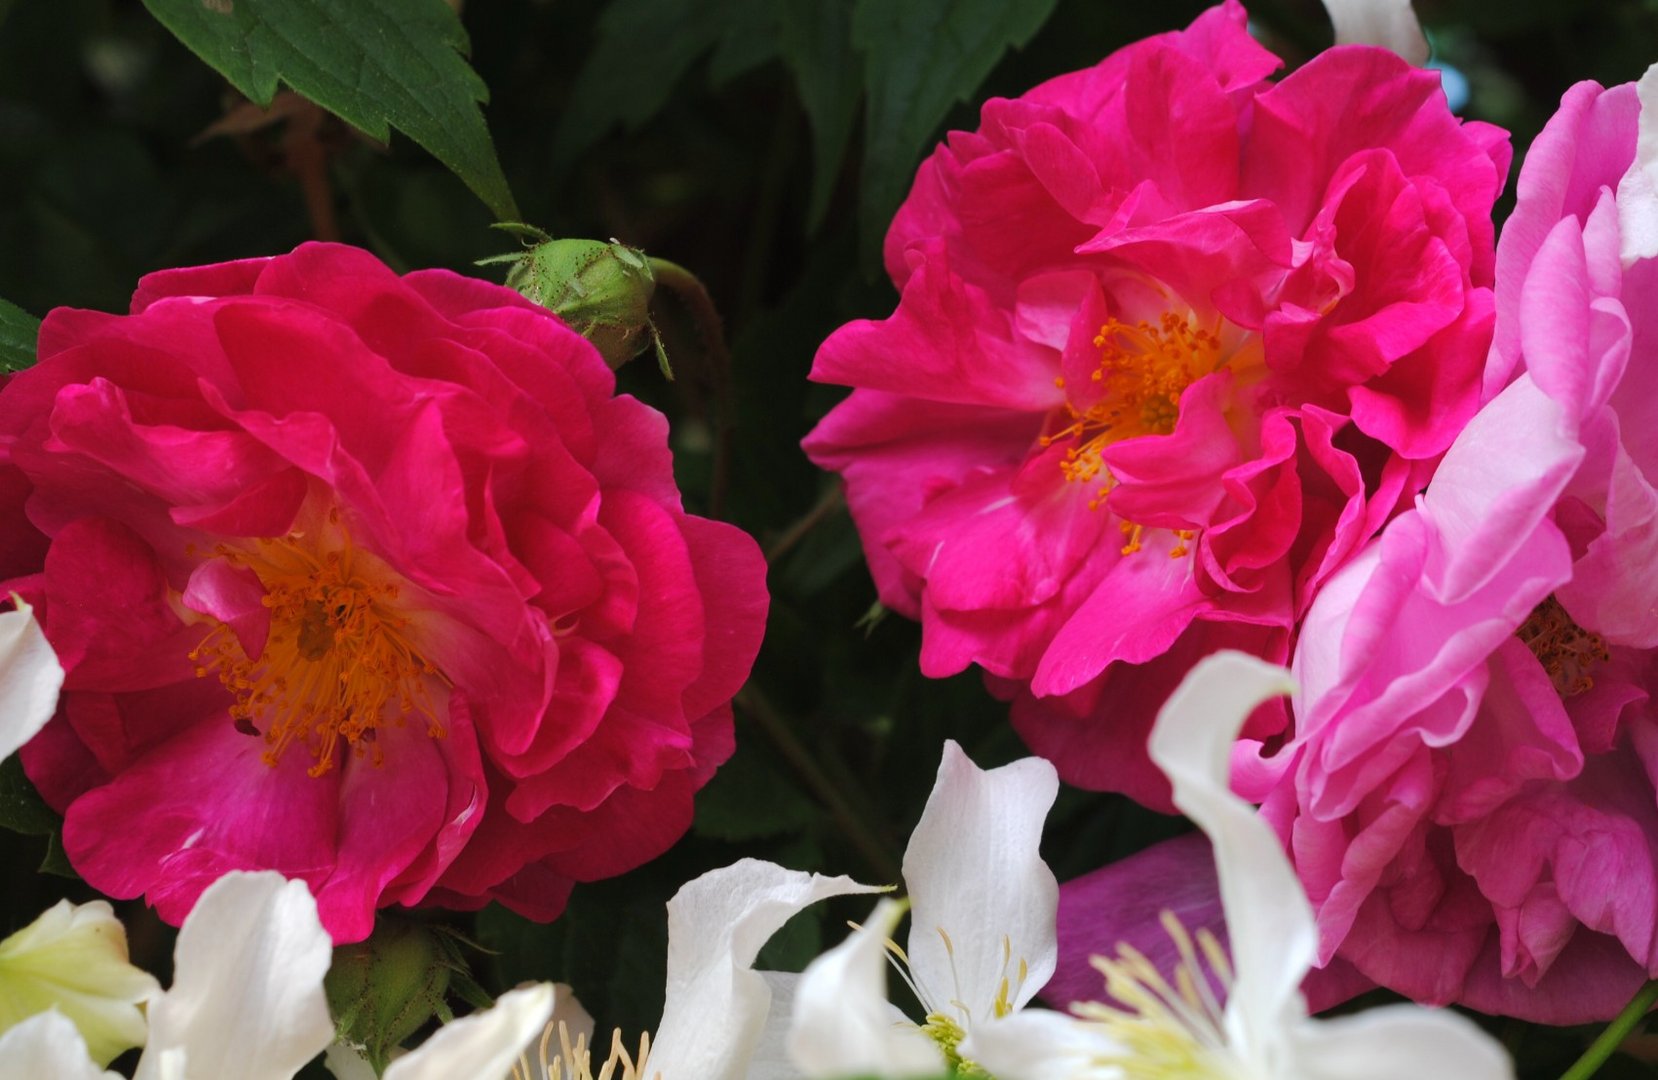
[2, 1, 1657, 1075]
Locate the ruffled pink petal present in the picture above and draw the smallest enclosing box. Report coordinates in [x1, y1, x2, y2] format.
[41, 518, 198, 692]
[1559, 424, 1658, 649]
[1492, 81, 1637, 388]
[888, 458, 1111, 615]
[1029, 544, 1210, 698]
[675, 515, 769, 722]
[130, 255, 270, 312]
[1243, 47, 1507, 268]
[810, 241, 1065, 412]
[802, 390, 1037, 615]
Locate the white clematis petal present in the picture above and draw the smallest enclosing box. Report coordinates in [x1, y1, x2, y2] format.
[321, 1045, 380, 1080]
[648, 858, 883, 1080]
[0, 898, 158, 1067]
[382, 984, 554, 1080]
[135, 872, 334, 1080]
[1319, 0, 1429, 65]
[0, 1010, 121, 1080]
[546, 982, 594, 1060]
[1291, 1003, 1515, 1080]
[959, 1007, 1126, 1080]
[903, 741, 1059, 1026]
[0, 598, 64, 762]
[745, 972, 806, 1080]
[1147, 653, 1309, 1059]
[789, 899, 947, 1079]
[1618, 63, 1658, 266]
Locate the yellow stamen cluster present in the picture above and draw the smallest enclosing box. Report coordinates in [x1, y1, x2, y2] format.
[1516, 596, 1610, 698]
[1043, 311, 1223, 557]
[879, 925, 1028, 1078]
[1070, 911, 1238, 1079]
[190, 518, 447, 777]
[512, 1024, 656, 1080]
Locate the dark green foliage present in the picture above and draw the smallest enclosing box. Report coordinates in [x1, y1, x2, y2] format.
[849, 0, 1061, 260]
[3, 2, 1658, 1076]
[140, 0, 517, 219]
[0, 296, 38, 372]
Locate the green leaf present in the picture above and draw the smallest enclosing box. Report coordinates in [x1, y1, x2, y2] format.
[39, 830, 79, 880]
[139, 0, 517, 221]
[552, 0, 780, 166]
[0, 296, 40, 373]
[779, 0, 860, 230]
[850, 0, 1060, 263]
[0, 755, 58, 836]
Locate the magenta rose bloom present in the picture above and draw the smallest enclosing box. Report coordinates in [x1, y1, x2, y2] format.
[801, 1, 1508, 806]
[0, 242, 767, 941]
[1216, 78, 1658, 1021]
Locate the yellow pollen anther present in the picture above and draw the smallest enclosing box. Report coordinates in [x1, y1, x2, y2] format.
[1045, 309, 1224, 557]
[1517, 596, 1610, 698]
[190, 526, 448, 777]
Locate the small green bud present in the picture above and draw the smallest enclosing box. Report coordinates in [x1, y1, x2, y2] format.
[503, 237, 659, 370]
[325, 920, 453, 1074]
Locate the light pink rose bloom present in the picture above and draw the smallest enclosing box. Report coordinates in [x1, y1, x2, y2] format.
[1067, 78, 1658, 1022]
[1, 243, 768, 942]
[802, 1, 1508, 806]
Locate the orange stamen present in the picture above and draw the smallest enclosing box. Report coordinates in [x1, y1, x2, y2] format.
[1517, 596, 1610, 698]
[1044, 310, 1225, 557]
[190, 523, 447, 777]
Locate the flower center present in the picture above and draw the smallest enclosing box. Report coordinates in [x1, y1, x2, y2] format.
[190, 524, 447, 778]
[1517, 596, 1609, 699]
[881, 925, 1028, 1078]
[1071, 911, 1240, 1079]
[1042, 311, 1224, 556]
[513, 1023, 655, 1080]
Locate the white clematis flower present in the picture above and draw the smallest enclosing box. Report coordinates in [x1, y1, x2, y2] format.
[0, 1010, 122, 1080]
[0, 898, 157, 1068]
[11, 869, 558, 1080]
[507, 858, 884, 1080]
[0, 872, 333, 1080]
[960, 651, 1515, 1080]
[789, 740, 1060, 1078]
[1318, 0, 1429, 66]
[0, 596, 64, 762]
[136, 872, 335, 1080]
[787, 899, 945, 1078]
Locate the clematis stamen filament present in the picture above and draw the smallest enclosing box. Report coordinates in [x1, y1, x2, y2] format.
[512, 1022, 660, 1080]
[1068, 910, 1237, 1078]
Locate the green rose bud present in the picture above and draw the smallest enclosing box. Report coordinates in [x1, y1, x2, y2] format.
[325, 920, 454, 1073]
[500, 235, 659, 370]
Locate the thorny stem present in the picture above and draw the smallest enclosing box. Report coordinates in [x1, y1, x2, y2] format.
[284, 105, 340, 243]
[765, 485, 845, 564]
[1559, 978, 1658, 1080]
[734, 684, 902, 883]
[649, 257, 734, 519]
